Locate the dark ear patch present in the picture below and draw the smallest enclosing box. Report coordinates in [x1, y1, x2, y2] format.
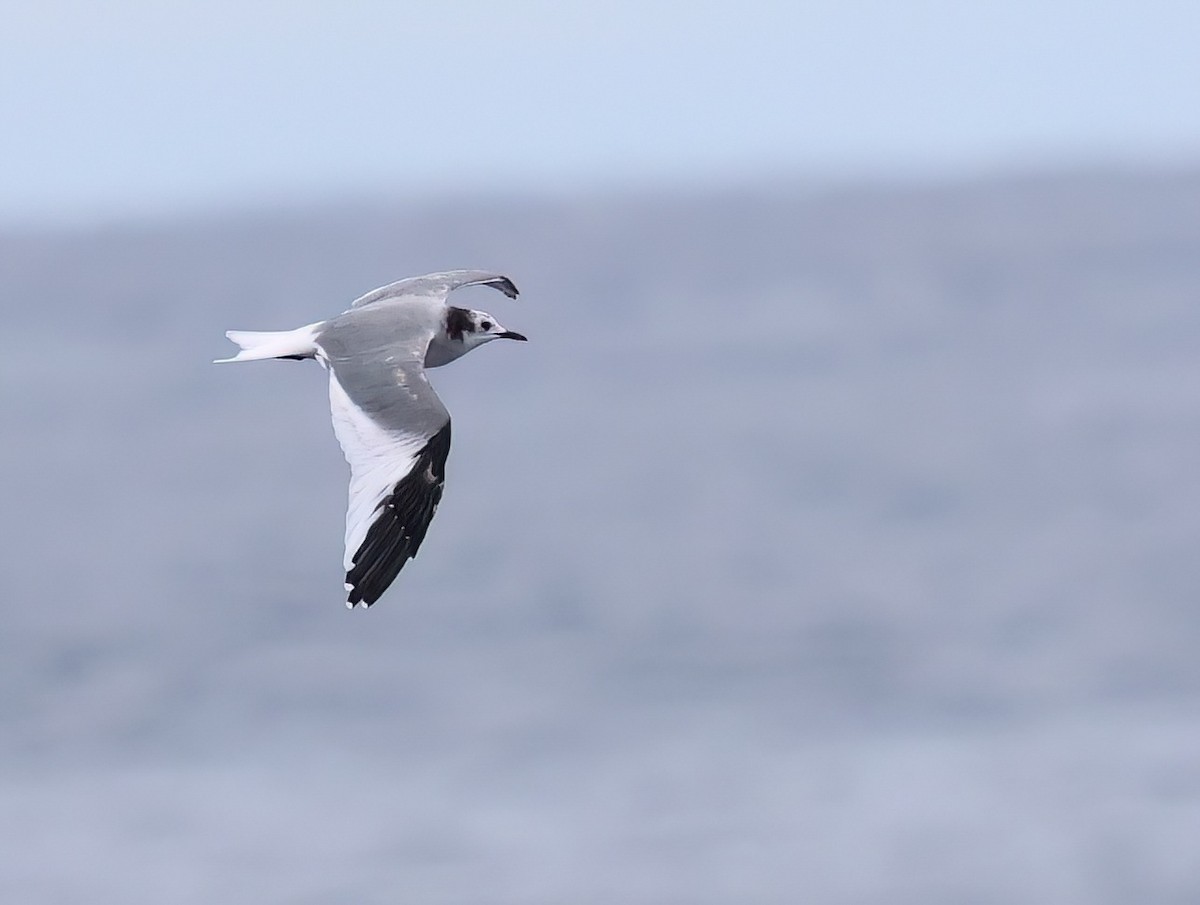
[445, 307, 474, 341]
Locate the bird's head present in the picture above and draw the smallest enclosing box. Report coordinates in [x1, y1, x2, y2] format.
[446, 306, 527, 350]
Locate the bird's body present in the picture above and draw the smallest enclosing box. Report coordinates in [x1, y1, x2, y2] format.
[216, 271, 525, 608]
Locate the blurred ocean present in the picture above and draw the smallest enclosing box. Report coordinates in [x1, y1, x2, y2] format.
[2, 169, 1199, 903]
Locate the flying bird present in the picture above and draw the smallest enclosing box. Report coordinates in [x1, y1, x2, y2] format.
[215, 270, 526, 608]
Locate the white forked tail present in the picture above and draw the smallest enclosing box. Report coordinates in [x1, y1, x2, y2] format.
[214, 323, 322, 363]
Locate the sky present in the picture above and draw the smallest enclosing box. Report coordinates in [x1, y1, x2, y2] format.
[3, 0, 1200, 224]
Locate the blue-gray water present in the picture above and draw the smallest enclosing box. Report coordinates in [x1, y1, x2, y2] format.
[3, 170, 1199, 903]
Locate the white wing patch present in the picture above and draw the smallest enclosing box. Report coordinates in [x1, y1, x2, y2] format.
[328, 371, 425, 570]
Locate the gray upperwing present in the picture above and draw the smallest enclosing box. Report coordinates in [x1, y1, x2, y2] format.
[315, 305, 449, 437]
[323, 344, 452, 608]
[348, 270, 519, 310]
[327, 351, 449, 439]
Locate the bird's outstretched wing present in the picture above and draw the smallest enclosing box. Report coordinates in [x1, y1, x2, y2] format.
[325, 351, 451, 608]
[349, 270, 518, 310]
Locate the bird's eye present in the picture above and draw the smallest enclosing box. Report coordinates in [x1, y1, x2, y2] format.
[481, 320, 492, 330]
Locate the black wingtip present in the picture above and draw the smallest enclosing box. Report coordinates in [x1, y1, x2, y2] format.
[496, 277, 519, 300]
[343, 421, 452, 608]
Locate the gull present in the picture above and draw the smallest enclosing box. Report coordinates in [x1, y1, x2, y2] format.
[215, 270, 526, 608]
